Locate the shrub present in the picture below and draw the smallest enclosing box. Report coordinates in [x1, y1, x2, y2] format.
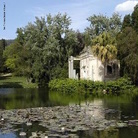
[49, 77, 134, 94]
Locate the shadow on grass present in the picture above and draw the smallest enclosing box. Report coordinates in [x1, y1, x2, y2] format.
[0, 76, 11, 80]
[0, 82, 23, 88]
[0, 74, 23, 88]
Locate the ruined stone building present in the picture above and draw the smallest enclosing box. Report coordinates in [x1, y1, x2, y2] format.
[68, 46, 120, 81]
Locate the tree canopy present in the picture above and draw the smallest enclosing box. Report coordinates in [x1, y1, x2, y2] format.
[4, 14, 84, 84]
[117, 27, 138, 84]
[0, 39, 6, 72]
[85, 13, 122, 45]
[117, 4, 138, 84]
[2, 4, 138, 85]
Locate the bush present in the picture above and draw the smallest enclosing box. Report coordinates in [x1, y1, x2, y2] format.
[105, 77, 134, 94]
[49, 77, 135, 95]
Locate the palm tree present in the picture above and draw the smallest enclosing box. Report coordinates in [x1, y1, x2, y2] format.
[91, 32, 117, 80]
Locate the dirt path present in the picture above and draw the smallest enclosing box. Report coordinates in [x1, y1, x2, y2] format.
[0, 73, 12, 77]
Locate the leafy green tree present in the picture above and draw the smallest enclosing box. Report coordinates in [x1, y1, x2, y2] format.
[4, 42, 21, 72]
[132, 4, 138, 33]
[0, 39, 6, 72]
[3, 41, 30, 76]
[83, 32, 92, 46]
[117, 27, 138, 84]
[122, 14, 131, 29]
[116, 4, 138, 84]
[86, 13, 122, 41]
[15, 13, 81, 84]
[122, 4, 138, 33]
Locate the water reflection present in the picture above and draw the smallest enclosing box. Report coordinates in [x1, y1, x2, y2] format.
[78, 128, 119, 138]
[0, 88, 138, 119]
[0, 88, 138, 138]
[0, 133, 17, 138]
[0, 88, 49, 109]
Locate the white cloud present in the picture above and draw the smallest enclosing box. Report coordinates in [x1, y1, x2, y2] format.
[115, 0, 138, 12]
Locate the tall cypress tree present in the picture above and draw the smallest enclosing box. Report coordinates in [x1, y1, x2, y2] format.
[122, 14, 131, 30]
[132, 4, 138, 33]
[117, 4, 138, 84]
[0, 39, 6, 72]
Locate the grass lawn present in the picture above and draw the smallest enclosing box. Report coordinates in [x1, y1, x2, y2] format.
[0, 74, 38, 88]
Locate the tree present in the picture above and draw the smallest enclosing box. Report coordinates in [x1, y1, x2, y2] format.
[14, 13, 81, 84]
[0, 39, 6, 72]
[85, 13, 122, 41]
[92, 32, 116, 46]
[122, 14, 131, 29]
[3, 41, 30, 76]
[132, 4, 138, 33]
[116, 4, 138, 84]
[117, 27, 138, 84]
[92, 32, 117, 79]
[121, 4, 138, 33]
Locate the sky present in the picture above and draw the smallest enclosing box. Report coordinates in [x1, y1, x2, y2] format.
[0, 0, 138, 39]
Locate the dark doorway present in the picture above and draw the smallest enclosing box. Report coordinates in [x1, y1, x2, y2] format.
[107, 65, 112, 74]
[74, 60, 80, 79]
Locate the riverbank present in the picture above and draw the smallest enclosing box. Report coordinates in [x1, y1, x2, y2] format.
[0, 73, 37, 88]
[49, 77, 135, 95]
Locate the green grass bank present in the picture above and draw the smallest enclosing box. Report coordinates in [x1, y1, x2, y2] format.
[0, 74, 38, 88]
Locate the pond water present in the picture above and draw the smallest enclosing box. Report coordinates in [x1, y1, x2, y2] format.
[0, 88, 138, 138]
